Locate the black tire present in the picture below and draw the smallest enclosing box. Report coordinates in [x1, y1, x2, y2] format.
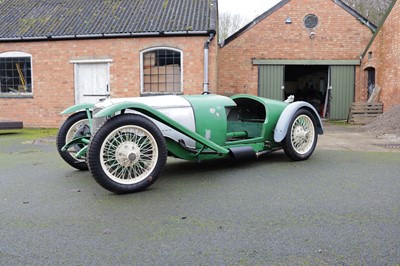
[282, 108, 318, 161]
[88, 114, 167, 194]
[56, 111, 90, 170]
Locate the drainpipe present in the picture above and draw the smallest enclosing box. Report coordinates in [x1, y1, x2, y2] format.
[203, 32, 215, 93]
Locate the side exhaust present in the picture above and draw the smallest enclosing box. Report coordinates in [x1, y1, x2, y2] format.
[228, 146, 256, 160]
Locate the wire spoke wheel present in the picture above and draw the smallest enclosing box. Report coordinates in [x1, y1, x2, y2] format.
[290, 114, 315, 155]
[56, 111, 90, 170]
[283, 109, 318, 161]
[100, 125, 158, 185]
[89, 114, 167, 194]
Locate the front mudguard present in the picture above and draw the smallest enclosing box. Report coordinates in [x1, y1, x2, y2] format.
[273, 101, 324, 143]
[60, 103, 94, 133]
[58, 103, 94, 160]
[60, 103, 95, 115]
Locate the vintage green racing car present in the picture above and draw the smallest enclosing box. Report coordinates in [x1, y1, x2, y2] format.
[57, 93, 323, 194]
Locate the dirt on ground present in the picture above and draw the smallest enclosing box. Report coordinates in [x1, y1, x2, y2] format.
[361, 104, 400, 138]
[319, 104, 400, 152]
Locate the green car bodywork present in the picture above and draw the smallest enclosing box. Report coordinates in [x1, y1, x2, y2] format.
[90, 94, 290, 161]
[58, 93, 323, 194]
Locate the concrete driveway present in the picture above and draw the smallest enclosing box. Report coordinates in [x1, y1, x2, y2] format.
[0, 125, 399, 265]
[318, 123, 400, 152]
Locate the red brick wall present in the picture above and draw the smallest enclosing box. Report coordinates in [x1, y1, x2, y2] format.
[361, 0, 400, 111]
[218, 0, 373, 96]
[0, 36, 217, 127]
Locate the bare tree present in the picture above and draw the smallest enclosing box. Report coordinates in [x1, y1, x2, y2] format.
[342, 0, 393, 25]
[218, 12, 249, 43]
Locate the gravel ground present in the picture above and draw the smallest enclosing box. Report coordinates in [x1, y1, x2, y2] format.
[362, 104, 400, 138]
[318, 105, 400, 152]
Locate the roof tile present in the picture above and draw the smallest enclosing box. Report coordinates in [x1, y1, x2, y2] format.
[0, 0, 216, 39]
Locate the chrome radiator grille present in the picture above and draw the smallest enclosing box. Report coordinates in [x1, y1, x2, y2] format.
[91, 107, 108, 135]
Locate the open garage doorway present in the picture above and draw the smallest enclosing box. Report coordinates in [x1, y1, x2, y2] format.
[284, 65, 329, 117]
[258, 61, 356, 119]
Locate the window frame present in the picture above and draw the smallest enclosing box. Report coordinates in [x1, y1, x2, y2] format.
[140, 47, 183, 95]
[0, 51, 33, 97]
[303, 14, 319, 29]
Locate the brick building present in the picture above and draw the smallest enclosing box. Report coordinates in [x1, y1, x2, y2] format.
[0, 0, 218, 127]
[361, 0, 400, 112]
[218, 0, 377, 119]
[1, 0, 399, 127]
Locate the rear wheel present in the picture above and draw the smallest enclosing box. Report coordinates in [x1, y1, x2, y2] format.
[88, 114, 167, 194]
[282, 109, 318, 161]
[56, 111, 90, 170]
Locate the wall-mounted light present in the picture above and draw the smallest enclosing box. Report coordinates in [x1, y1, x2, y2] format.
[309, 31, 316, 39]
[285, 17, 292, 24]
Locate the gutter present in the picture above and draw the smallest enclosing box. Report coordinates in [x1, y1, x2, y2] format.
[0, 31, 209, 42]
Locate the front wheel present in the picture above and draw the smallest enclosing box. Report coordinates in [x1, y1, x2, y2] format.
[88, 114, 167, 194]
[282, 109, 318, 161]
[56, 111, 90, 170]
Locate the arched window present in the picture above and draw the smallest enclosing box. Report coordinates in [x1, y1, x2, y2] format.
[365, 67, 375, 99]
[0, 51, 33, 94]
[141, 48, 182, 94]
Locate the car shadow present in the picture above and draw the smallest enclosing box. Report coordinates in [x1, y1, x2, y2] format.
[67, 150, 293, 196]
[162, 150, 290, 179]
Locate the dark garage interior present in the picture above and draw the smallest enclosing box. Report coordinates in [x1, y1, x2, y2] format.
[284, 65, 329, 116]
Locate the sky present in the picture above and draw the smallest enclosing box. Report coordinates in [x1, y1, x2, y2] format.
[218, 0, 282, 22]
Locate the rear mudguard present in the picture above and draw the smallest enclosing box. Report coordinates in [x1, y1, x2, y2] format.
[60, 103, 95, 115]
[274, 101, 324, 143]
[94, 101, 230, 155]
